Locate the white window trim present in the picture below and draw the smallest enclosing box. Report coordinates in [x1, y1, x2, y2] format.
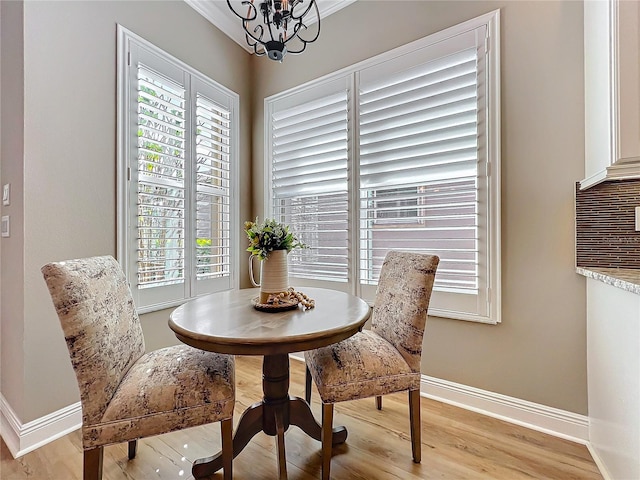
[264, 11, 501, 324]
[117, 25, 240, 313]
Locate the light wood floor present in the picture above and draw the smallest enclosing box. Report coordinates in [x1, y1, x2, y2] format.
[2, 356, 602, 480]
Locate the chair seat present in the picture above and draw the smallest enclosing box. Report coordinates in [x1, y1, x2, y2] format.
[305, 330, 420, 404]
[84, 345, 235, 448]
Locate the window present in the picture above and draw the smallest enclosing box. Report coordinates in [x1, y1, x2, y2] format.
[118, 27, 239, 313]
[266, 11, 500, 323]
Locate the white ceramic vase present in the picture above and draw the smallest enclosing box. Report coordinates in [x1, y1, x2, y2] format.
[250, 249, 289, 303]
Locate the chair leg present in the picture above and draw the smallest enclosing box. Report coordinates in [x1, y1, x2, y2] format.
[376, 395, 382, 410]
[409, 389, 421, 463]
[83, 446, 103, 480]
[221, 418, 233, 480]
[321, 403, 334, 480]
[305, 365, 312, 404]
[128, 439, 138, 459]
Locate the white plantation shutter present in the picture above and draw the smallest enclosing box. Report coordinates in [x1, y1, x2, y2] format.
[194, 90, 232, 293]
[357, 25, 496, 321]
[119, 29, 239, 312]
[136, 65, 186, 292]
[358, 30, 484, 301]
[265, 12, 500, 322]
[269, 79, 350, 283]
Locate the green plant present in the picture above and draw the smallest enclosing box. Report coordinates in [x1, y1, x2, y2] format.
[244, 217, 306, 260]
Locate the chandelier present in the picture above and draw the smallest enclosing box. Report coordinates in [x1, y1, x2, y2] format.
[226, 0, 321, 62]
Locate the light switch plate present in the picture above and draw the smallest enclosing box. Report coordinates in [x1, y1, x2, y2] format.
[1, 216, 9, 237]
[2, 184, 9, 206]
[636, 206, 640, 232]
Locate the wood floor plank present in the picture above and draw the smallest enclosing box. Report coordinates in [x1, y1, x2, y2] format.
[1, 356, 602, 480]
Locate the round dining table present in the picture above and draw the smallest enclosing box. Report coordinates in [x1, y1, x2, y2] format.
[168, 287, 371, 480]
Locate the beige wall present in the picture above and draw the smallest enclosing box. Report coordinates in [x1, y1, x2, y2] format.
[1, 0, 26, 418]
[2, 0, 253, 423]
[251, 1, 587, 414]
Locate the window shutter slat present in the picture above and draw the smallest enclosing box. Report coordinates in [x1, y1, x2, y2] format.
[271, 149, 349, 171]
[272, 92, 347, 123]
[274, 129, 348, 156]
[274, 112, 348, 139]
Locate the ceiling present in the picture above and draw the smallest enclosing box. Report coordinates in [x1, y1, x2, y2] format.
[184, 0, 356, 53]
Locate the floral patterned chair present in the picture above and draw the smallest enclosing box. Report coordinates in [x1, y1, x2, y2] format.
[304, 251, 439, 480]
[41, 256, 235, 480]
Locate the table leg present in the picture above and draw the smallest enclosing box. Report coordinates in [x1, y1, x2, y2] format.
[274, 408, 287, 480]
[192, 401, 263, 478]
[192, 354, 348, 480]
[289, 396, 348, 445]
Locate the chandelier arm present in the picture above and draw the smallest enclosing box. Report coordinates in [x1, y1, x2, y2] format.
[252, 42, 266, 56]
[226, 0, 258, 22]
[284, 26, 312, 54]
[282, 41, 308, 55]
[244, 30, 259, 47]
[242, 22, 267, 56]
[283, 2, 320, 45]
[252, 23, 265, 42]
[281, 21, 304, 45]
[229, 0, 270, 47]
[241, 19, 269, 47]
[282, 19, 319, 48]
[289, 0, 316, 21]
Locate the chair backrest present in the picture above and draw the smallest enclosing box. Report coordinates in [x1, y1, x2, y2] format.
[41, 255, 145, 425]
[370, 251, 439, 372]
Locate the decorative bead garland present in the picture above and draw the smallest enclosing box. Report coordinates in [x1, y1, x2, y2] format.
[264, 287, 315, 310]
[288, 287, 315, 309]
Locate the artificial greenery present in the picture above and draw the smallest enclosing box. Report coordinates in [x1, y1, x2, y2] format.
[244, 218, 306, 260]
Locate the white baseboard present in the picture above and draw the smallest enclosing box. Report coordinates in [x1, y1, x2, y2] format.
[290, 353, 589, 444]
[420, 375, 589, 444]
[0, 393, 81, 459]
[0, 395, 21, 458]
[586, 443, 613, 480]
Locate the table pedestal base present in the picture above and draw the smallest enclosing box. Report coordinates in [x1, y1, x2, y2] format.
[192, 354, 347, 480]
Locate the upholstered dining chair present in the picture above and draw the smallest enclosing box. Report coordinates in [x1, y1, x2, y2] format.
[41, 256, 235, 480]
[304, 251, 439, 480]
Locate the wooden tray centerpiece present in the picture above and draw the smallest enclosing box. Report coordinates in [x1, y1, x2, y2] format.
[252, 288, 315, 312]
